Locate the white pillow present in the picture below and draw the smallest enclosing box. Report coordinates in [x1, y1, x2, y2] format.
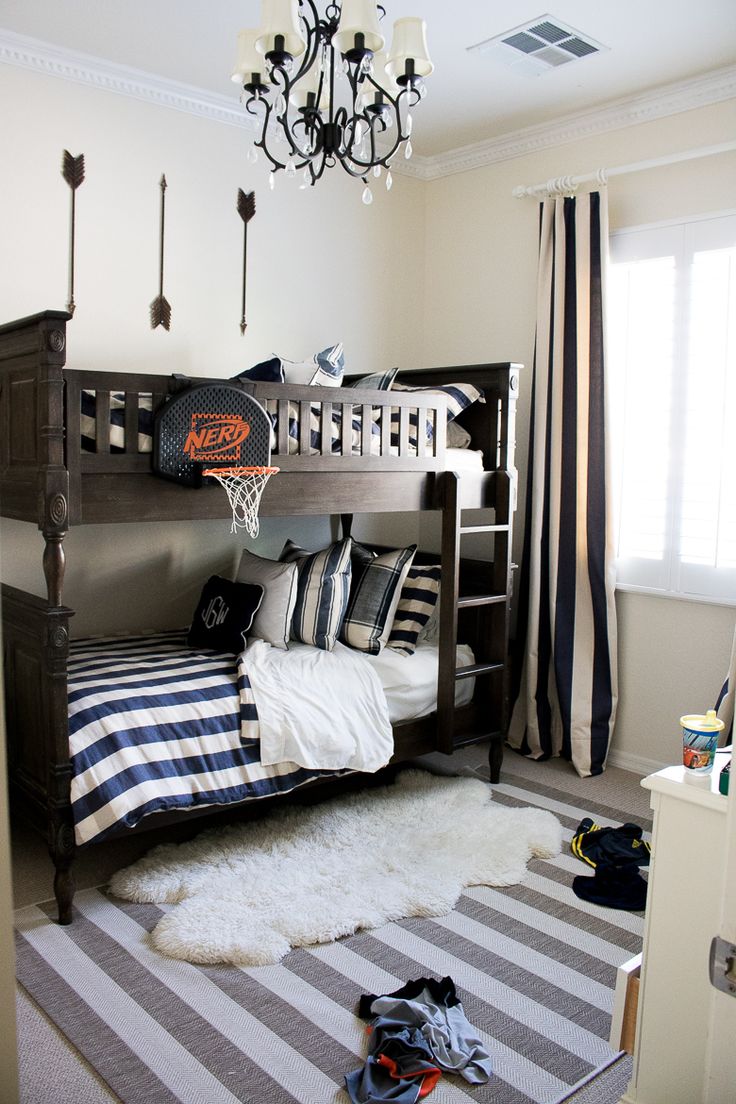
[236, 549, 298, 650]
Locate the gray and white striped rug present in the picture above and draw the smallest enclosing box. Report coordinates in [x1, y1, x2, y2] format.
[15, 768, 647, 1104]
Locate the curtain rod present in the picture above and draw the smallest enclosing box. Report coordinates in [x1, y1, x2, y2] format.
[512, 140, 736, 199]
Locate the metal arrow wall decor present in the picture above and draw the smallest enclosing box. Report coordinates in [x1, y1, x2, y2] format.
[61, 150, 85, 316]
[150, 174, 171, 331]
[236, 188, 256, 335]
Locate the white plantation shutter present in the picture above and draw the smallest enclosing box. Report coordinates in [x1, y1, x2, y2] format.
[609, 212, 736, 602]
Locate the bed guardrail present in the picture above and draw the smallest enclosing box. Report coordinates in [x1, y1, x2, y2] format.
[64, 373, 448, 475]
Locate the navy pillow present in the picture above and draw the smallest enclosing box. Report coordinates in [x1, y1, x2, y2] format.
[188, 576, 264, 654]
[233, 358, 285, 383]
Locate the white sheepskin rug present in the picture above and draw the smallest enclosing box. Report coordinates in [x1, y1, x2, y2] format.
[109, 769, 561, 966]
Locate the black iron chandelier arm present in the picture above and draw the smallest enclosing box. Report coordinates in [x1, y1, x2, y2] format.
[263, 65, 315, 165]
[343, 83, 417, 172]
[244, 93, 279, 167]
[293, 0, 329, 84]
[341, 120, 386, 175]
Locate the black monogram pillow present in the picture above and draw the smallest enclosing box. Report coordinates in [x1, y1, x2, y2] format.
[187, 576, 265, 654]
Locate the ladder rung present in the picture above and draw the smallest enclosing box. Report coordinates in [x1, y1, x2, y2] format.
[455, 662, 505, 680]
[457, 593, 507, 609]
[459, 524, 509, 535]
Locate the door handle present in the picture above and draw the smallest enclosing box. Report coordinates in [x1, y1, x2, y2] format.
[709, 935, 736, 996]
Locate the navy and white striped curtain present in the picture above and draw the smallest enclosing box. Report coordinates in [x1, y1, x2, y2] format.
[508, 190, 618, 777]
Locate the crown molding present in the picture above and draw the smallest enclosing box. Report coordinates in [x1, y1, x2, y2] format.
[423, 65, 736, 180]
[1, 28, 734, 183]
[0, 28, 251, 131]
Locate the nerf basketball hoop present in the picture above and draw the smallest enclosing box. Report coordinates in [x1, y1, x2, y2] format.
[153, 381, 277, 534]
[202, 465, 278, 537]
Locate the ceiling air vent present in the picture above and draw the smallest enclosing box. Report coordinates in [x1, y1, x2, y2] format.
[468, 15, 607, 76]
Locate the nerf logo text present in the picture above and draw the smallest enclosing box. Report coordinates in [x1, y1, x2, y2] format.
[183, 413, 251, 462]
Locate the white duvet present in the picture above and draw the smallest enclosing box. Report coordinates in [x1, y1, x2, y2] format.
[240, 639, 394, 773]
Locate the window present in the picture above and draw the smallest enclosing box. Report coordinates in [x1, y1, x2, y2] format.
[608, 212, 736, 603]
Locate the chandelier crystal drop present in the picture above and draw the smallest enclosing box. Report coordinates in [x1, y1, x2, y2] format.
[231, 1, 433, 194]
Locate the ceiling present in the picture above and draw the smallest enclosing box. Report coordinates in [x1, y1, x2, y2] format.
[2, 1, 735, 157]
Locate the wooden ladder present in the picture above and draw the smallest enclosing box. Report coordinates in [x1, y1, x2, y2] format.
[435, 469, 514, 781]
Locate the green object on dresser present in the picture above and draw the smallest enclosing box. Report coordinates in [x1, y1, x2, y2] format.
[719, 758, 731, 795]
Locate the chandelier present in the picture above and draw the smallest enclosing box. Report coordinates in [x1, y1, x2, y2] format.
[231, 0, 433, 203]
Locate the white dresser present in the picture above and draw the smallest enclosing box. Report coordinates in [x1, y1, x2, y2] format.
[622, 752, 734, 1103]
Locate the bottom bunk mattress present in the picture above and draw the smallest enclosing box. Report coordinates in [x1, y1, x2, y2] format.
[68, 631, 475, 846]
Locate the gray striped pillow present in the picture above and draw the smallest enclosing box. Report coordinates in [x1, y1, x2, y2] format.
[339, 543, 417, 655]
[387, 564, 441, 655]
[391, 381, 484, 422]
[280, 538, 353, 651]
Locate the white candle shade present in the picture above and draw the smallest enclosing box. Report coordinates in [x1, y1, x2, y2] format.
[256, 0, 306, 60]
[289, 58, 326, 110]
[386, 17, 434, 80]
[333, 0, 385, 55]
[232, 29, 264, 83]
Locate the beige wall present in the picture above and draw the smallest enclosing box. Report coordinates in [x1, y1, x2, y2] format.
[1, 58, 736, 767]
[421, 98, 736, 770]
[0, 64, 426, 635]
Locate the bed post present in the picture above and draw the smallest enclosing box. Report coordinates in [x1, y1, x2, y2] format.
[2, 585, 76, 923]
[44, 601, 76, 924]
[39, 322, 70, 608]
[0, 311, 70, 605]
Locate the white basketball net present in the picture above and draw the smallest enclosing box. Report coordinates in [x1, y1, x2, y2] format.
[204, 466, 278, 538]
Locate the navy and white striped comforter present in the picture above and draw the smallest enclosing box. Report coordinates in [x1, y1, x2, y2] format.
[68, 632, 340, 846]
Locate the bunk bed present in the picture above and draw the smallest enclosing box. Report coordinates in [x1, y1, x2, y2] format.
[0, 309, 520, 924]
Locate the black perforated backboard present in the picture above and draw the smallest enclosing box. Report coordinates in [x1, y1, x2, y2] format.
[153, 383, 272, 487]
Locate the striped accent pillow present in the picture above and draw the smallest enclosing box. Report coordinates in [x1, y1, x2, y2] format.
[339, 543, 417, 655]
[391, 381, 485, 425]
[387, 564, 441, 655]
[280, 538, 353, 651]
[348, 366, 399, 391]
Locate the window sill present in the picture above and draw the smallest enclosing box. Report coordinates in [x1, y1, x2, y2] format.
[615, 583, 736, 608]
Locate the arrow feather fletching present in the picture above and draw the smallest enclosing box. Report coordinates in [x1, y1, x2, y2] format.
[237, 189, 256, 224]
[150, 296, 172, 331]
[62, 150, 85, 190]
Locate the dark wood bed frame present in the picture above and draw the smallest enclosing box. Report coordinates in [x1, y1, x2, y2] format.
[0, 309, 520, 923]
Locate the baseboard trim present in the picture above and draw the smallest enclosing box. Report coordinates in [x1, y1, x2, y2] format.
[606, 747, 670, 777]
